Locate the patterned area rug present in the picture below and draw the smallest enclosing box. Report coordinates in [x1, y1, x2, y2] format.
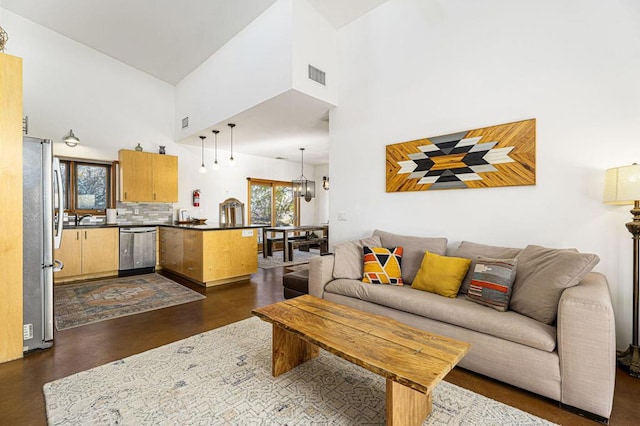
[258, 248, 320, 269]
[44, 317, 556, 425]
[54, 274, 205, 330]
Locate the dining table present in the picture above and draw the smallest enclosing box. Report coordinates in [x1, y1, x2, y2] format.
[262, 225, 329, 261]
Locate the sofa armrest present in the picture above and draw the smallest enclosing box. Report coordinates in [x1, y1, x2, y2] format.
[557, 272, 616, 420]
[309, 255, 335, 298]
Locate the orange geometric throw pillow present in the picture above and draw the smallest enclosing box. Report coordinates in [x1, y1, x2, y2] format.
[362, 246, 403, 285]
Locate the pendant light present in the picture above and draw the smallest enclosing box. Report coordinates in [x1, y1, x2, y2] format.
[64, 129, 80, 147]
[211, 129, 220, 170]
[228, 123, 236, 166]
[198, 135, 207, 174]
[292, 148, 315, 202]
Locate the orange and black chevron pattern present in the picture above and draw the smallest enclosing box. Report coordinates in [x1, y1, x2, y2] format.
[362, 246, 403, 285]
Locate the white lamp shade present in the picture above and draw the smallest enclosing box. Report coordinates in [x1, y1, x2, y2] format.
[603, 164, 640, 204]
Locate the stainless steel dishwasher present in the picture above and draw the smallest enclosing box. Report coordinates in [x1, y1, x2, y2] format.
[119, 227, 157, 276]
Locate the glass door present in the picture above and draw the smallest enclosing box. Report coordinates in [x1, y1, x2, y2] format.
[248, 178, 298, 251]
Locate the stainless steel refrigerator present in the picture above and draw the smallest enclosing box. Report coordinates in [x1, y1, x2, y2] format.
[23, 136, 64, 352]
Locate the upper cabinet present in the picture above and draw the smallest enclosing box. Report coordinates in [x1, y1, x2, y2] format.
[119, 150, 178, 203]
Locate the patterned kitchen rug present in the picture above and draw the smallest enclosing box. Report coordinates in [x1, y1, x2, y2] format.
[54, 274, 205, 330]
[44, 317, 557, 425]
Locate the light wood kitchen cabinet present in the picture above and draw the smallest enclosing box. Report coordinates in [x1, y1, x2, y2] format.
[0, 53, 24, 363]
[152, 153, 178, 202]
[54, 228, 119, 284]
[53, 230, 83, 278]
[160, 226, 258, 286]
[119, 150, 178, 202]
[159, 227, 183, 274]
[82, 228, 119, 275]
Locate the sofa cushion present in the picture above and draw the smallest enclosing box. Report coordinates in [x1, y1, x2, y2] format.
[332, 236, 382, 280]
[362, 246, 404, 285]
[466, 257, 517, 311]
[510, 245, 600, 324]
[324, 279, 557, 352]
[372, 230, 447, 285]
[411, 251, 471, 298]
[452, 241, 523, 294]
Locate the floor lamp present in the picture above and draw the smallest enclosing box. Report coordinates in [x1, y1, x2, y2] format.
[604, 163, 640, 378]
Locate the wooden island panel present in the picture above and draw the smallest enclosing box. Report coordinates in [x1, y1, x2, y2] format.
[160, 227, 258, 287]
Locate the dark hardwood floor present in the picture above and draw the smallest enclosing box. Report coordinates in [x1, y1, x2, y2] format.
[0, 267, 638, 425]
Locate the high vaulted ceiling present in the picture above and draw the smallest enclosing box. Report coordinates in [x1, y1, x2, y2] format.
[2, 0, 390, 164]
[2, 0, 388, 85]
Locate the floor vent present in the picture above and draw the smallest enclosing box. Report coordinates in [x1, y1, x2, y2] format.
[308, 65, 326, 86]
[181, 116, 189, 129]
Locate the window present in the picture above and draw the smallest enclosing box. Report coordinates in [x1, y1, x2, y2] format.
[59, 158, 116, 214]
[248, 178, 298, 227]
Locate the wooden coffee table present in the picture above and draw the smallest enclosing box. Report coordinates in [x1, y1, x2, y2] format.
[252, 295, 470, 426]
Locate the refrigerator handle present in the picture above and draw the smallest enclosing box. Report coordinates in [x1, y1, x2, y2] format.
[53, 158, 64, 249]
[53, 259, 64, 272]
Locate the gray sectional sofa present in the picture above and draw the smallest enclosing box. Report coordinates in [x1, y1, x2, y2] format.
[308, 229, 616, 422]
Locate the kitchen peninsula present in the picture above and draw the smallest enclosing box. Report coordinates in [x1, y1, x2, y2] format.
[159, 223, 262, 287]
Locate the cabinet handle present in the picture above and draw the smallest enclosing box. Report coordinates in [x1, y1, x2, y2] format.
[187, 267, 194, 271]
[153, 193, 157, 200]
[84, 231, 87, 240]
[124, 191, 127, 200]
[76, 231, 80, 241]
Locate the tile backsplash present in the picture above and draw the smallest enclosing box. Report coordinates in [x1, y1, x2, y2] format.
[115, 202, 172, 225]
[63, 203, 173, 226]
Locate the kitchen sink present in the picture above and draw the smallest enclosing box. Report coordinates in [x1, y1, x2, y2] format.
[65, 223, 117, 229]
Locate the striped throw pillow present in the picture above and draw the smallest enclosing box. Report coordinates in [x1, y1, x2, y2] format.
[362, 246, 403, 285]
[466, 257, 517, 311]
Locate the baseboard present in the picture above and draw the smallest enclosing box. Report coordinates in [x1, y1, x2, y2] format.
[559, 403, 609, 425]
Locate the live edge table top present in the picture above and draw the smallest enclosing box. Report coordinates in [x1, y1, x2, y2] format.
[252, 295, 470, 396]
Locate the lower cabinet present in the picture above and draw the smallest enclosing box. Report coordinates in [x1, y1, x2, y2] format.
[159, 227, 183, 274]
[54, 228, 119, 284]
[160, 227, 258, 286]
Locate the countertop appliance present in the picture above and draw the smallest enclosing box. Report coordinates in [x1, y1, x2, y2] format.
[23, 136, 64, 353]
[119, 227, 156, 276]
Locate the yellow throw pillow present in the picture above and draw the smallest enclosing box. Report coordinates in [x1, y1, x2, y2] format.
[411, 251, 471, 297]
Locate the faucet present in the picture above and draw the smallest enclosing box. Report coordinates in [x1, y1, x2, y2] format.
[76, 214, 93, 226]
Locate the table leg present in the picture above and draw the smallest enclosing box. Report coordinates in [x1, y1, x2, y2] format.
[262, 230, 268, 258]
[283, 232, 288, 262]
[272, 324, 319, 377]
[385, 378, 432, 426]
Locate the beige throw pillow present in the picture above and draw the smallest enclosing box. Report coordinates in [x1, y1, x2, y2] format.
[452, 241, 522, 294]
[372, 229, 447, 284]
[332, 236, 382, 280]
[509, 245, 600, 324]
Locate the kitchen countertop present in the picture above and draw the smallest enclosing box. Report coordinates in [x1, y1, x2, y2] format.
[162, 223, 265, 231]
[64, 223, 265, 231]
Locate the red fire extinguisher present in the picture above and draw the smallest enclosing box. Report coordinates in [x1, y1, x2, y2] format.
[193, 189, 200, 207]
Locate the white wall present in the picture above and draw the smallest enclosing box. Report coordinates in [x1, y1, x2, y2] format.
[175, 0, 294, 141]
[2, 9, 175, 161]
[292, 0, 338, 105]
[3, 7, 323, 227]
[331, 0, 640, 348]
[315, 163, 330, 223]
[179, 147, 319, 225]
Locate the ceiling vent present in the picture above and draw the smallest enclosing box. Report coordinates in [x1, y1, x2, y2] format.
[181, 117, 189, 129]
[308, 65, 326, 86]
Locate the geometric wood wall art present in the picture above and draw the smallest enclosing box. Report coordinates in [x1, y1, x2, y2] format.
[386, 119, 536, 192]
